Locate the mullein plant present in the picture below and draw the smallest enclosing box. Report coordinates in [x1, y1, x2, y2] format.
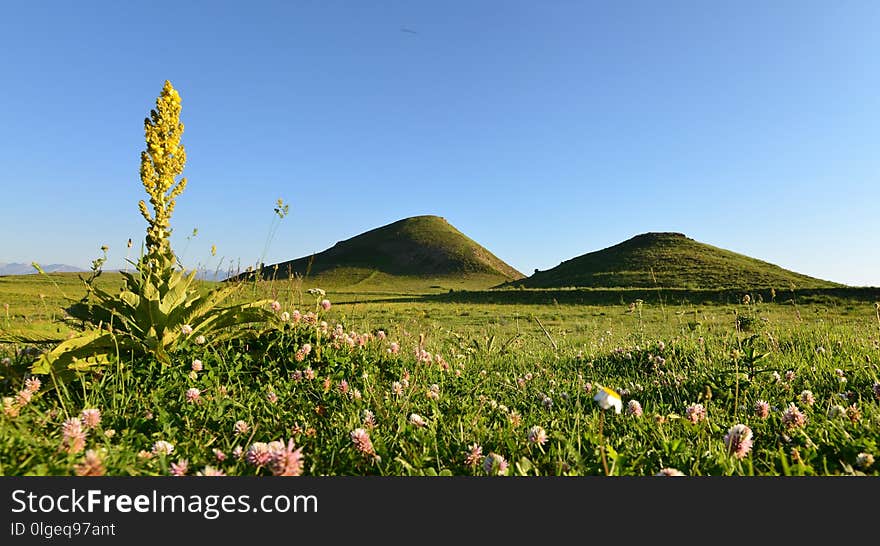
[33, 81, 278, 377]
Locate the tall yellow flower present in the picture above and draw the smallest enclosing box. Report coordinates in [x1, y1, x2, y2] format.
[138, 80, 188, 272]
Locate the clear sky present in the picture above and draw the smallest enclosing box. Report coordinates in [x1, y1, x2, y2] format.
[1, 1, 878, 286]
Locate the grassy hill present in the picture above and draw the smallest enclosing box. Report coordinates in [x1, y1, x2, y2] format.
[506, 232, 842, 290]
[236, 215, 524, 291]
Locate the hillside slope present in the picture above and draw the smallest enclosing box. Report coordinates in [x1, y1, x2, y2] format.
[507, 232, 841, 289]
[237, 215, 524, 288]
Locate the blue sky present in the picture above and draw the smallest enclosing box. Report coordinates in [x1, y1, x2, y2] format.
[1, 1, 878, 286]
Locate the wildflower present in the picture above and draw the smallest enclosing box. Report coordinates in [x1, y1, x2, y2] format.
[320, 299, 331, 311]
[856, 453, 875, 470]
[627, 400, 643, 417]
[685, 403, 707, 424]
[234, 420, 249, 435]
[409, 413, 427, 427]
[835, 368, 845, 378]
[213, 448, 227, 462]
[483, 453, 508, 476]
[350, 428, 376, 457]
[291, 310, 302, 323]
[376, 330, 386, 340]
[754, 400, 771, 419]
[799, 390, 815, 406]
[723, 424, 754, 459]
[267, 390, 278, 404]
[583, 381, 593, 394]
[464, 443, 483, 467]
[391, 381, 404, 396]
[542, 396, 554, 410]
[781, 404, 806, 429]
[427, 384, 440, 401]
[61, 418, 87, 454]
[304, 367, 315, 380]
[0, 357, 10, 366]
[307, 288, 326, 297]
[827, 405, 846, 419]
[232, 446, 244, 459]
[74, 449, 106, 476]
[772, 371, 781, 383]
[389, 342, 400, 355]
[170, 459, 189, 476]
[509, 410, 522, 427]
[270, 301, 281, 312]
[137, 450, 153, 460]
[528, 426, 548, 445]
[269, 439, 304, 476]
[593, 386, 622, 414]
[280, 311, 290, 322]
[104, 429, 116, 438]
[246, 442, 272, 467]
[14, 386, 35, 406]
[338, 380, 349, 394]
[151, 441, 174, 456]
[24, 377, 41, 393]
[655, 468, 686, 476]
[80, 408, 101, 429]
[191, 359, 203, 372]
[846, 404, 861, 424]
[181, 324, 193, 335]
[362, 410, 377, 429]
[350, 388, 362, 401]
[185, 388, 201, 404]
[197, 466, 226, 476]
[418, 349, 432, 364]
[784, 370, 796, 382]
[194, 334, 206, 345]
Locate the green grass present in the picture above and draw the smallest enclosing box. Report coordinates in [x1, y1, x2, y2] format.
[1, 273, 879, 476]
[509, 232, 844, 290]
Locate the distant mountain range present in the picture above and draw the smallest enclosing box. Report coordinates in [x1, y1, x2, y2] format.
[0, 262, 86, 276]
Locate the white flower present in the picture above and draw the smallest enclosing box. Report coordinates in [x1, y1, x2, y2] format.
[151, 440, 174, 456]
[593, 385, 622, 413]
[409, 413, 427, 427]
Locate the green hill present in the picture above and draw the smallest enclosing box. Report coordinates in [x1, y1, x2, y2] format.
[237, 215, 524, 290]
[506, 232, 842, 290]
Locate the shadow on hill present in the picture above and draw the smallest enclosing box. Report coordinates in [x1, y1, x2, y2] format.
[337, 286, 880, 306]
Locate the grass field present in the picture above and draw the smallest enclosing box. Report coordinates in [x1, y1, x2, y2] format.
[1, 272, 878, 476]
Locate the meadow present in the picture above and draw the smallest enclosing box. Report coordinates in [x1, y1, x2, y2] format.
[2, 80, 877, 478]
[1, 272, 878, 476]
